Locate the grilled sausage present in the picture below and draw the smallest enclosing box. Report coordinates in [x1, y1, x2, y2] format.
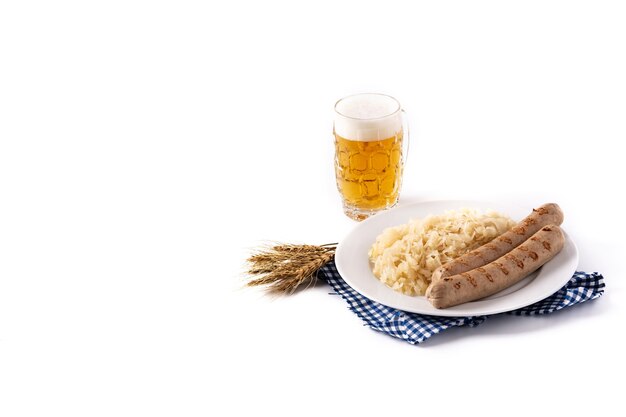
[425, 224, 565, 309]
[430, 203, 564, 283]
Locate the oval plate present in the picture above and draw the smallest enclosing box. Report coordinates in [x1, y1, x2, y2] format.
[335, 200, 579, 317]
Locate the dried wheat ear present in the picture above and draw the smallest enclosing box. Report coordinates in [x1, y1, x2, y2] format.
[245, 243, 337, 294]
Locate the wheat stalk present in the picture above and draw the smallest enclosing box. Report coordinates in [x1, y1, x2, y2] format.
[245, 243, 337, 294]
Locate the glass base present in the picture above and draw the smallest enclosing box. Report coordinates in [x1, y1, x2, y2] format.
[342, 202, 397, 221]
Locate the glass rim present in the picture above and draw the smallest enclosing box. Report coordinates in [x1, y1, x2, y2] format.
[334, 93, 401, 121]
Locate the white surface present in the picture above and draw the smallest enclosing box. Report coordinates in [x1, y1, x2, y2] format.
[336, 200, 579, 316]
[0, 1, 625, 416]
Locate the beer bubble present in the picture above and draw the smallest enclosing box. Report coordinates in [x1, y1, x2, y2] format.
[334, 93, 402, 141]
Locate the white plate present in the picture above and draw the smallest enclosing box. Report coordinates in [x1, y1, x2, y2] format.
[335, 200, 579, 317]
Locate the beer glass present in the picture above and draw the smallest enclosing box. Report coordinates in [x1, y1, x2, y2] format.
[333, 93, 409, 221]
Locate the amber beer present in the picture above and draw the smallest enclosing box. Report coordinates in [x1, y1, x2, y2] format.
[334, 93, 406, 220]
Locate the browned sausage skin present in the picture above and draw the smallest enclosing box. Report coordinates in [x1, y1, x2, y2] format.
[430, 203, 564, 283]
[426, 224, 565, 309]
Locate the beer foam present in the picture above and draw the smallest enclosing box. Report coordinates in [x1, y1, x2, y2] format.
[334, 93, 402, 141]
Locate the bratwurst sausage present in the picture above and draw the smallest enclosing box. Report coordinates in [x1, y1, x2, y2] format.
[425, 224, 565, 309]
[430, 203, 564, 283]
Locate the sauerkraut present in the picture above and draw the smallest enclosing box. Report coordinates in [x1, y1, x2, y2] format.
[368, 208, 516, 296]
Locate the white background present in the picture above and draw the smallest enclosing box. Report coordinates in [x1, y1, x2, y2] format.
[1, 0, 625, 416]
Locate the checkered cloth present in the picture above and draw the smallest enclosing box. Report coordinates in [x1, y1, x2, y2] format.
[317, 261, 604, 345]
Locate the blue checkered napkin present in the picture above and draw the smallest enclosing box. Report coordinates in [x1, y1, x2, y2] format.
[317, 262, 605, 345]
[507, 271, 605, 316]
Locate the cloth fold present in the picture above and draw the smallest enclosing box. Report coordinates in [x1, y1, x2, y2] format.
[317, 261, 604, 345]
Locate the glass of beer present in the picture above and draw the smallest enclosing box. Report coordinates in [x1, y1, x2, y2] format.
[333, 93, 409, 221]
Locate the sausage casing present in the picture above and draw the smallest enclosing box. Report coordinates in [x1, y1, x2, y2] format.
[430, 203, 564, 283]
[425, 224, 565, 309]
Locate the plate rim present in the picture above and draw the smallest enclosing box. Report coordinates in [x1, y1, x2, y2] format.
[335, 199, 579, 317]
